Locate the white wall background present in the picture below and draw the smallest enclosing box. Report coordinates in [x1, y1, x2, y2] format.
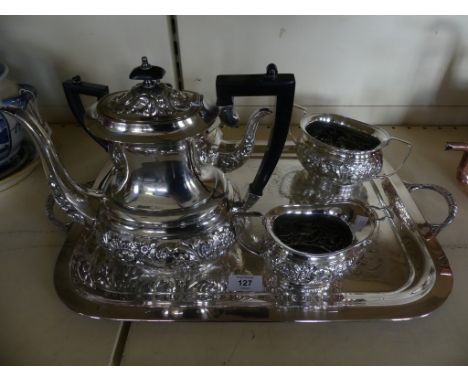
[179, 15, 468, 125]
[0, 16, 175, 121]
[2, 15, 468, 125]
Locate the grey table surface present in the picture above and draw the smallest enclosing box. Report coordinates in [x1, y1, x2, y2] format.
[0, 124, 467, 365]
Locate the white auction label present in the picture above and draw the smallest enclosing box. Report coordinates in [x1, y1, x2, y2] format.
[227, 274, 264, 292]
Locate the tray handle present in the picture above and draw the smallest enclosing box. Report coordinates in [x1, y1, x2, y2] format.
[404, 182, 458, 240]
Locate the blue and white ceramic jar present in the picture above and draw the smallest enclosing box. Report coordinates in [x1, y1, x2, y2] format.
[0, 63, 27, 168]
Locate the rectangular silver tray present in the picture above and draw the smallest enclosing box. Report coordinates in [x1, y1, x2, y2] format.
[54, 149, 453, 322]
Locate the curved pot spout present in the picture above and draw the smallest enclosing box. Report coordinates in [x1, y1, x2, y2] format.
[216, 107, 272, 172]
[0, 93, 102, 226]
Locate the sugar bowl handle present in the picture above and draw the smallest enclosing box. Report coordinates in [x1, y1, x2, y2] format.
[404, 182, 458, 240]
[380, 137, 413, 178]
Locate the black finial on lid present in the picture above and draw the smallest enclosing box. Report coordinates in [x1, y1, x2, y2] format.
[129, 56, 166, 82]
[266, 63, 278, 80]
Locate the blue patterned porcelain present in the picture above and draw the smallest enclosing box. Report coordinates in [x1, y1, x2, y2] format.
[0, 63, 29, 169]
[0, 112, 26, 167]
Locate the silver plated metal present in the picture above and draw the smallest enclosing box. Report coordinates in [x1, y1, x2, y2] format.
[293, 114, 413, 185]
[193, 108, 272, 173]
[53, 152, 456, 321]
[260, 202, 378, 290]
[0, 61, 275, 271]
[402, 182, 457, 241]
[279, 169, 368, 204]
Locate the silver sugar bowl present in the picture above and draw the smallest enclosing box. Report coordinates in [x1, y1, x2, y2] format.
[293, 114, 412, 185]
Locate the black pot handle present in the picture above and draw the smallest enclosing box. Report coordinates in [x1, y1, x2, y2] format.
[216, 64, 295, 205]
[62, 76, 109, 150]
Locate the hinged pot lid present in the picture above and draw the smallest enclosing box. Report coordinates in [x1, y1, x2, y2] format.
[86, 57, 217, 144]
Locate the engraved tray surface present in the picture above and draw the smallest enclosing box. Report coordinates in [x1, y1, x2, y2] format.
[54, 149, 453, 322]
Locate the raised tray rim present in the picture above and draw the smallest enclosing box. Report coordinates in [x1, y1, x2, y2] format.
[53, 150, 453, 322]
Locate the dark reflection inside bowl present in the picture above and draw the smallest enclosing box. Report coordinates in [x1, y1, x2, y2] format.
[305, 121, 381, 151]
[272, 214, 353, 254]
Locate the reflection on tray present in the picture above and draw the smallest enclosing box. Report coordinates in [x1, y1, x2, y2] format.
[54, 158, 454, 321]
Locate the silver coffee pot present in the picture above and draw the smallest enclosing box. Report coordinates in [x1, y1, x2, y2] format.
[0, 57, 295, 269]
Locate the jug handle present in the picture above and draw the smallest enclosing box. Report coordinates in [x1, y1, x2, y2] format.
[62, 76, 109, 150]
[216, 63, 295, 209]
[288, 104, 309, 143]
[377, 137, 413, 178]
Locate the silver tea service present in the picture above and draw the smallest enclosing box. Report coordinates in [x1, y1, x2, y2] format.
[1, 55, 460, 320]
[0, 57, 296, 270]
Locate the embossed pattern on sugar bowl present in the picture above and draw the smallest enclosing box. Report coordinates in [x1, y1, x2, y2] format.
[260, 203, 379, 294]
[294, 114, 412, 185]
